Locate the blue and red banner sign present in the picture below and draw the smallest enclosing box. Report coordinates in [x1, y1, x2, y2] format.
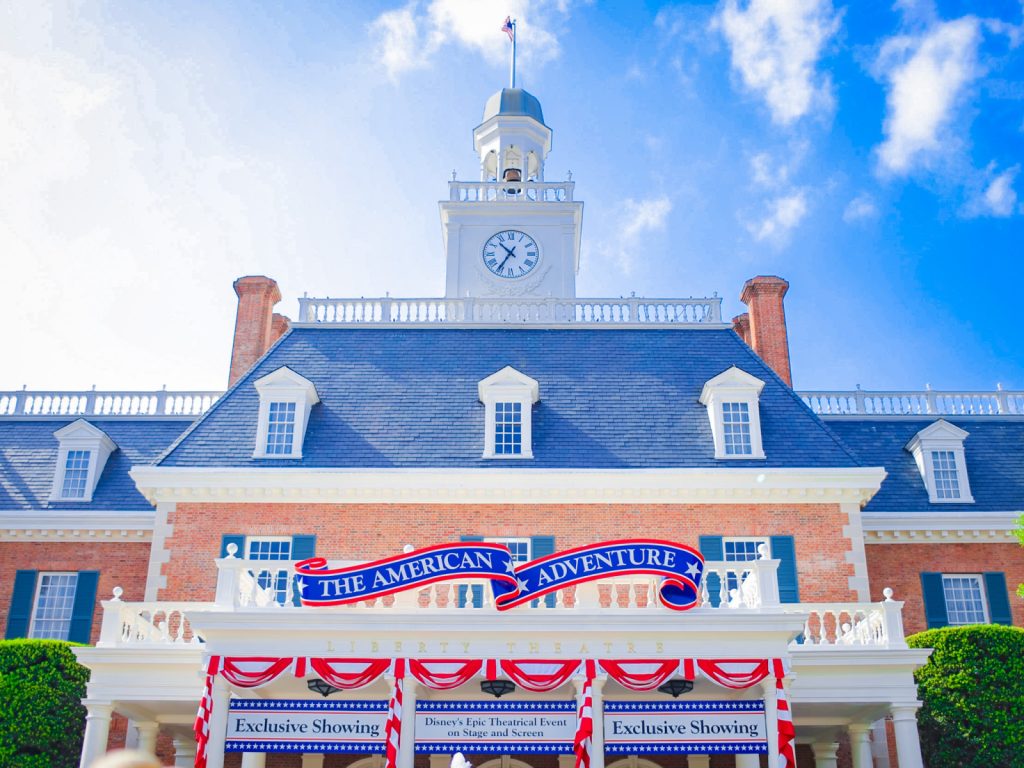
[294, 539, 704, 611]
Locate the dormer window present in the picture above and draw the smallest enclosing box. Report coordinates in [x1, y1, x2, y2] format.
[253, 367, 319, 459]
[49, 420, 117, 502]
[905, 420, 974, 504]
[699, 366, 766, 460]
[478, 366, 539, 459]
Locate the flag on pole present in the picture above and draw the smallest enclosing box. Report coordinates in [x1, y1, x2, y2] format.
[502, 16, 515, 42]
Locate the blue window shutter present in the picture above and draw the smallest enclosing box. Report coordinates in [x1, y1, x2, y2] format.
[698, 536, 723, 607]
[770, 535, 800, 604]
[290, 535, 317, 607]
[984, 572, 1012, 626]
[921, 573, 949, 629]
[531, 536, 556, 607]
[459, 536, 484, 608]
[5, 570, 37, 639]
[68, 571, 99, 644]
[220, 534, 246, 558]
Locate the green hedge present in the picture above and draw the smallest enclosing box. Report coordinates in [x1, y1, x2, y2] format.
[0, 640, 90, 768]
[907, 625, 1024, 768]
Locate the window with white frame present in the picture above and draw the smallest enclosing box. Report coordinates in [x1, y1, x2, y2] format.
[941, 574, 988, 625]
[723, 537, 769, 594]
[486, 537, 531, 564]
[699, 367, 766, 460]
[60, 450, 92, 498]
[905, 420, 974, 504]
[253, 367, 319, 459]
[478, 366, 539, 459]
[29, 573, 78, 640]
[246, 537, 293, 604]
[49, 420, 117, 502]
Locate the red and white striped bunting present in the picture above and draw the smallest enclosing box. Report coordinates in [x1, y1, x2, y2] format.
[384, 659, 405, 768]
[573, 660, 596, 768]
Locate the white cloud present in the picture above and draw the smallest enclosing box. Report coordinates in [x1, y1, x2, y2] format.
[713, 0, 841, 125]
[843, 193, 879, 222]
[874, 17, 982, 174]
[370, 0, 572, 80]
[603, 196, 672, 274]
[748, 192, 808, 242]
[964, 164, 1020, 217]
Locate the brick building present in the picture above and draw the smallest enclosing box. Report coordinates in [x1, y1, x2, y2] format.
[1, 86, 1021, 768]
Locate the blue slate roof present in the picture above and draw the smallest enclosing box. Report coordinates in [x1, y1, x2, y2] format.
[827, 419, 1024, 513]
[158, 327, 861, 469]
[0, 420, 188, 512]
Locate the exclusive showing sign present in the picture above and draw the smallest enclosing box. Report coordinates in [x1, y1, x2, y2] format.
[225, 699, 386, 754]
[415, 700, 577, 754]
[604, 701, 768, 755]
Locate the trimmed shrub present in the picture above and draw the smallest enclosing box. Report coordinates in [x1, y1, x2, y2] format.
[907, 625, 1024, 768]
[0, 640, 90, 768]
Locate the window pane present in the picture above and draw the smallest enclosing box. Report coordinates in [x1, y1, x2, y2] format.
[494, 401, 522, 455]
[266, 402, 297, 455]
[61, 450, 91, 498]
[722, 402, 752, 455]
[247, 538, 293, 604]
[723, 539, 768, 594]
[942, 575, 987, 624]
[30, 573, 78, 640]
[931, 451, 961, 499]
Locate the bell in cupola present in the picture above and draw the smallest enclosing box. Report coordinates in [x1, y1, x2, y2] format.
[503, 166, 523, 194]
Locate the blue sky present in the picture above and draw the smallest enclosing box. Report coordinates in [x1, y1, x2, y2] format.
[1, 0, 1022, 392]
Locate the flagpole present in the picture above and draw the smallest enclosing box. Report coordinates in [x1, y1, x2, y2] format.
[510, 19, 517, 88]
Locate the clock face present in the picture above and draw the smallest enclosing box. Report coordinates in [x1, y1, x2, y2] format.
[482, 230, 540, 279]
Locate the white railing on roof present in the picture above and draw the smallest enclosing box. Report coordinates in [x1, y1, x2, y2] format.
[0, 388, 219, 418]
[297, 296, 723, 325]
[449, 180, 574, 202]
[800, 387, 1024, 416]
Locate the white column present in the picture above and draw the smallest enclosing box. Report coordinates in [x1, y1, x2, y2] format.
[848, 724, 873, 768]
[79, 702, 114, 768]
[687, 756, 710, 768]
[574, 676, 605, 768]
[762, 679, 780, 768]
[136, 721, 159, 756]
[811, 742, 839, 768]
[398, 677, 418, 768]
[241, 754, 267, 768]
[734, 756, 760, 768]
[204, 675, 232, 768]
[301, 755, 324, 768]
[173, 735, 197, 767]
[890, 704, 925, 768]
[870, 719, 891, 768]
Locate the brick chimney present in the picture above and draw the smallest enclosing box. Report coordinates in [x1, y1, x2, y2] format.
[270, 312, 290, 346]
[732, 313, 751, 346]
[739, 276, 792, 386]
[228, 276, 283, 387]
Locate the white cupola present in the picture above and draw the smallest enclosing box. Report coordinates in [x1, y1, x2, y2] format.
[474, 88, 552, 183]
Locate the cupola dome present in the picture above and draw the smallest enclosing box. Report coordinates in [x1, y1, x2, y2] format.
[482, 88, 546, 126]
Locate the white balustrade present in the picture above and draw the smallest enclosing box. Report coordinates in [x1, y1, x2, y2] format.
[0, 388, 219, 417]
[800, 388, 1024, 416]
[98, 588, 209, 646]
[449, 180, 574, 202]
[784, 588, 906, 649]
[297, 296, 723, 326]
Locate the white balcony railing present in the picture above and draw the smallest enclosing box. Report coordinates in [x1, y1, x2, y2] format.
[449, 180, 574, 203]
[297, 296, 723, 326]
[799, 387, 1024, 416]
[784, 589, 907, 649]
[97, 588, 211, 647]
[0, 388, 219, 418]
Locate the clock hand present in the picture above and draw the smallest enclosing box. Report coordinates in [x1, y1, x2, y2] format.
[499, 242, 516, 257]
[496, 253, 512, 272]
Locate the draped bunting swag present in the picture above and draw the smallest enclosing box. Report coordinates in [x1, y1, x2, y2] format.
[193, 656, 790, 768]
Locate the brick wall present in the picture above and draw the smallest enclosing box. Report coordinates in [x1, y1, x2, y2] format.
[159, 502, 858, 603]
[0, 541, 151, 644]
[865, 542, 1024, 634]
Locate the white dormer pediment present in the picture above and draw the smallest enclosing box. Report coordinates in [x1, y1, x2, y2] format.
[904, 419, 969, 450]
[478, 366, 540, 403]
[699, 366, 766, 404]
[50, 419, 117, 502]
[253, 366, 319, 459]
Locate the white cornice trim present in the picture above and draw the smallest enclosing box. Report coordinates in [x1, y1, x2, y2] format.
[0, 511, 154, 541]
[862, 511, 1021, 543]
[129, 466, 886, 505]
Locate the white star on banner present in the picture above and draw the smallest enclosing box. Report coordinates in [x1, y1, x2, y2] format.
[685, 562, 700, 578]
